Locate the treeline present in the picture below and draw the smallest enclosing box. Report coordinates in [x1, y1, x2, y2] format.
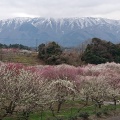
[38, 38, 120, 65]
[0, 43, 30, 50]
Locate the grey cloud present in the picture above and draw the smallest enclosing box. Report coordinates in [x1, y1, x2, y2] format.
[0, 0, 120, 19]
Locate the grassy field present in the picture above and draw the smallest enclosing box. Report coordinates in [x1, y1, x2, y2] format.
[1, 52, 45, 66]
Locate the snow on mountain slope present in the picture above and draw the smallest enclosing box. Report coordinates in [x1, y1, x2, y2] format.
[0, 17, 120, 47]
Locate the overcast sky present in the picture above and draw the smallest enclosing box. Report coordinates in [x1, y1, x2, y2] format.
[0, 0, 120, 20]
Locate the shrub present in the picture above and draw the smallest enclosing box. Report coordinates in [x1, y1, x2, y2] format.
[103, 111, 109, 116]
[68, 115, 77, 120]
[79, 112, 89, 119]
[96, 112, 102, 117]
[102, 108, 109, 116]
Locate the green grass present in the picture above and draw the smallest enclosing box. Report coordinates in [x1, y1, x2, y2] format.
[30, 105, 120, 120]
[2, 99, 120, 120]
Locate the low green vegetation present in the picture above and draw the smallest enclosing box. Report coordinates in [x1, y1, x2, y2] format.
[10, 53, 43, 65]
[0, 51, 44, 65]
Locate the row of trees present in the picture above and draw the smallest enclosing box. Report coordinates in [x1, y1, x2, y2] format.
[0, 43, 30, 50]
[0, 62, 120, 119]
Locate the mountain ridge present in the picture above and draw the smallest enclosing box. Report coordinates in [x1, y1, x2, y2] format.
[0, 17, 120, 47]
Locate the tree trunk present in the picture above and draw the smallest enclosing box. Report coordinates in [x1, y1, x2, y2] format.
[85, 96, 89, 105]
[22, 111, 30, 120]
[0, 101, 16, 120]
[113, 98, 117, 110]
[49, 104, 55, 117]
[57, 101, 63, 113]
[98, 103, 102, 109]
[97, 101, 103, 109]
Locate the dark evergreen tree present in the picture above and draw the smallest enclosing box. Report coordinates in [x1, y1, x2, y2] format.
[81, 38, 120, 64]
[38, 42, 62, 65]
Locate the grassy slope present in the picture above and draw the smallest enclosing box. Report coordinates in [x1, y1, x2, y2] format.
[1, 52, 45, 66]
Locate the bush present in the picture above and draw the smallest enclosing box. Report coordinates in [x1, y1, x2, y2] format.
[96, 112, 102, 117]
[79, 112, 89, 119]
[102, 108, 109, 116]
[68, 115, 77, 120]
[103, 110, 109, 116]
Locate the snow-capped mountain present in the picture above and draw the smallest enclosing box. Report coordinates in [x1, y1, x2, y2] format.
[0, 17, 120, 47]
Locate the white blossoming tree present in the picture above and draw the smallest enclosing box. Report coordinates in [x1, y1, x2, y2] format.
[0, 63, 49, 120]
[47, 79, 76, 114]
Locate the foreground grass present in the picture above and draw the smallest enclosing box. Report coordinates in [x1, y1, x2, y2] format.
[3, 102, 120, 120]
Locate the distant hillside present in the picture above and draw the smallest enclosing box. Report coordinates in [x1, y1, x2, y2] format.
[0, 17, 120, 47]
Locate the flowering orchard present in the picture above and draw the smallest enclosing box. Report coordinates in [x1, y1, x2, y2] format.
[0, 62, 120, 119]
